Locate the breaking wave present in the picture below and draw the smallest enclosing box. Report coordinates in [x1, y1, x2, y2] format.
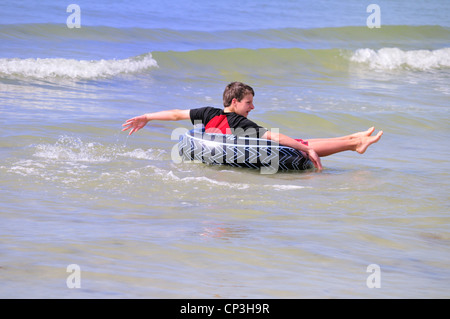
[350, 47, 450, 71]
[0, 53, 158, 79]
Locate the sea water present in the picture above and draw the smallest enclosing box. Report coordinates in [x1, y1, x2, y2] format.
[0, 0, 449, 298]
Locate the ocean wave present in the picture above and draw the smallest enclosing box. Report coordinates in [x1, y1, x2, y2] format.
[151, 47, 349, 78]
[0, 53, 158, 79]
[1, 23, 448, 42]
[1, 24, 449, 52]
[350, 47, 450, 71]
[153, 47, 450, 78]
[2, 46, 448, 81]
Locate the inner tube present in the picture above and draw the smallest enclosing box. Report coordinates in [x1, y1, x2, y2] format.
[178, 128, 313, 172]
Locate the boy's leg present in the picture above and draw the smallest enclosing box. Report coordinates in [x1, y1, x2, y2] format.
[306, 128, 383, 157]
[306, 127, 375, 144]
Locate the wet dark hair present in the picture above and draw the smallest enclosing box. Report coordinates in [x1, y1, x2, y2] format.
[223, 82, 255, 107]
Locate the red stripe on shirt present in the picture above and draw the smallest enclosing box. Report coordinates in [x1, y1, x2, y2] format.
[205, 115, 230, 134]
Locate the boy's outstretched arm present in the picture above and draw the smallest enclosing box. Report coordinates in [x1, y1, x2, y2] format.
[262, 131, 323, 171]
[122, 109, 191, 135]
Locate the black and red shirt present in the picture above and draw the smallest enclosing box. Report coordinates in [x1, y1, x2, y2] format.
[189, 107, 267, 138]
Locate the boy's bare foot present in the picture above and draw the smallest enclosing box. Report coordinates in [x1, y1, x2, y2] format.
[350, 127, 375, 139]
[356, 130, 383, 154]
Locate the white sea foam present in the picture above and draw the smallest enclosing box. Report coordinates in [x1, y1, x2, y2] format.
[117, 148, 166, 161]
[31, 136, 165, 164]
[151, 167, 310, 191]
[0, 53, 158, 79]
[17, 136, 309, 191]
[33, 136, 111, 162]
[350, 47, 450, 71]
[270, 184, 310, 191]
[159, 170, 251, 190]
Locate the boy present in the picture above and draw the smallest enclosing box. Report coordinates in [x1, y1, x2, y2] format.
[122, 82, 383, 171]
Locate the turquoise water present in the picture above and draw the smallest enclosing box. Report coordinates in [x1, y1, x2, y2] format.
[0, 0, 449, 298]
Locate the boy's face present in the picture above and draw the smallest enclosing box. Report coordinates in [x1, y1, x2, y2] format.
[232, 94, 255, 117]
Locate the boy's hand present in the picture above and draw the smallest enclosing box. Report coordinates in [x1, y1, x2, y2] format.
[305, 149, 323, 171]
[122, 114, 149, 135]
